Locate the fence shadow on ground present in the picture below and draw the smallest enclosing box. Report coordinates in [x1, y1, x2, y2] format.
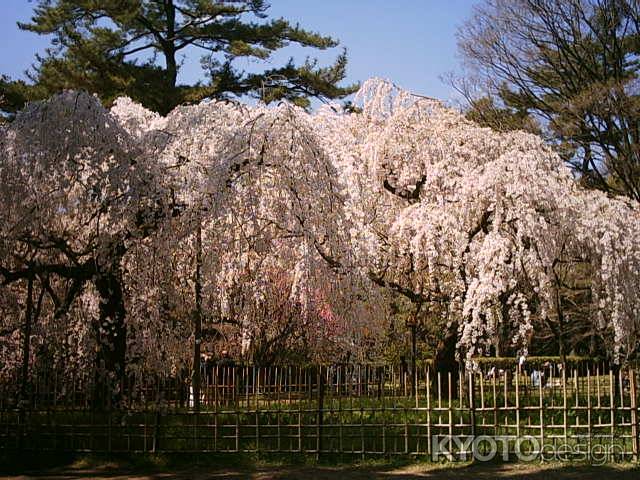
[1, 455, 639, 479]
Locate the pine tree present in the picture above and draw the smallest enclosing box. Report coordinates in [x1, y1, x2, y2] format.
[457, 0, 640, 201]
[2, 0, 357, 115]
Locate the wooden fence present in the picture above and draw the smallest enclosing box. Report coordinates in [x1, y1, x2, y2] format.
[0, 363, 638, 461]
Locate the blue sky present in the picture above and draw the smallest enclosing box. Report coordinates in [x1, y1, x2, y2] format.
[0, 0, 475, 103]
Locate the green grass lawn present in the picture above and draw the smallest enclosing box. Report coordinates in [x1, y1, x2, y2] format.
[1, 390, 636, 459]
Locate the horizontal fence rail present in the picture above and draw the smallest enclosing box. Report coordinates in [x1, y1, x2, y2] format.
[0, 363, 638, 461]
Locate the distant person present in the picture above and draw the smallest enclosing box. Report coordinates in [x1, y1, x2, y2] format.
[203, 353, 215, 385]
[217, 349, 235, 367]
[518, 354, 527, 375]
[530, 368, 541, 387]
[400, 356, 408, 394]
[542, 361, 552, 387]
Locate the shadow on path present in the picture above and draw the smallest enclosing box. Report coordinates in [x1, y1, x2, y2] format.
[3, 461, 640, 480]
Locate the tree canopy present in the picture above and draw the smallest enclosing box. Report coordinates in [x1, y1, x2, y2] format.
[1, 0, 357, 116]
[456, 0, 640, 201]
[2, 79, 639, 387]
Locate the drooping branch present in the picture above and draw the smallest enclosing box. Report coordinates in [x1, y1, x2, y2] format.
[383, 175, 427, 204]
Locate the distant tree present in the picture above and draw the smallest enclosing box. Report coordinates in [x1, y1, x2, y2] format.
[1, 0, 357, 115]
[456, 0, 640, 201]
[463, 94, 542, 135]
[1, 75, 31, 122]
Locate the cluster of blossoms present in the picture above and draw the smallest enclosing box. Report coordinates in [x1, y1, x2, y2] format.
[323, 79, 640, 360]
[1, 79, 638, 378]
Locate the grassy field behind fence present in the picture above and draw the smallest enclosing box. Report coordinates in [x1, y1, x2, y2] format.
[1, 364, 638, 461]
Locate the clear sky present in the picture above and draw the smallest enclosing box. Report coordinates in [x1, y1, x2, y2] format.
[0, 0, 475, 103]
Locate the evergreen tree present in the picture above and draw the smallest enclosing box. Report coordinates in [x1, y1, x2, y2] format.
[457, 0, 640, 201]
[2, 0, 357, 115]
[463, 94, 542, 136]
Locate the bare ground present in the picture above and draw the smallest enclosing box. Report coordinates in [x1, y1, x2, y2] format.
[2, 461, 639, 480]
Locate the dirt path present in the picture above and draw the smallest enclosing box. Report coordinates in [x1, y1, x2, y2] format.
[2, 462, 639, 480]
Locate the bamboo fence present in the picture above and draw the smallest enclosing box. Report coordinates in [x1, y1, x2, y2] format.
[0, 363, 638, 461]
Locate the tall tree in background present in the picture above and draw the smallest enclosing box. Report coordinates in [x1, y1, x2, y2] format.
[456, 0, 640, 201]
[457, 93, 542, 135]
[1, 0, 357, 116]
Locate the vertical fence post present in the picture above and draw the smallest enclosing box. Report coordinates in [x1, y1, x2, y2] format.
[468, 370, 476, 461]
[426, 367, 431, 457]
[609, 368, 615, 461]
[469, 371, 476, 434]
[153, 404, 160, 452]
[630, 368, 638, 462]
[317, 365, 325, 459]
[448, 371, 453, 458]
[276, 366, 281, 452]
[213, 366, 218, 452]
[563, 367, 568, 447]
[538, 367, 544, 460]
[107, 389, 112, 454]
[234, 366, 240, 453]
[255, 366, 260, 453]
[586, 368, 592, 460]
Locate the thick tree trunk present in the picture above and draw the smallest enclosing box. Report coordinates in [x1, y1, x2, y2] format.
[558, 338, 567, 365]
[19, 277, 34, 406]
[19, 278, 45, 407]
[93, 267, 127, 408]
[410, 323, 417, 397]
[433, 321, 459, 398]
[192, 220, 203, 411]
[161, 0, 178, 114]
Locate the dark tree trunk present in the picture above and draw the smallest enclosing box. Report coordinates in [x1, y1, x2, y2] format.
[19, 277, 34, 406]
[19, 278, 45, 407]
[411, 322, 417, 397]
[192, 219, 203, 411]
[433, 321, 459, 397]
[93, 267, 127, 408]
[161, 0, 178, 114]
